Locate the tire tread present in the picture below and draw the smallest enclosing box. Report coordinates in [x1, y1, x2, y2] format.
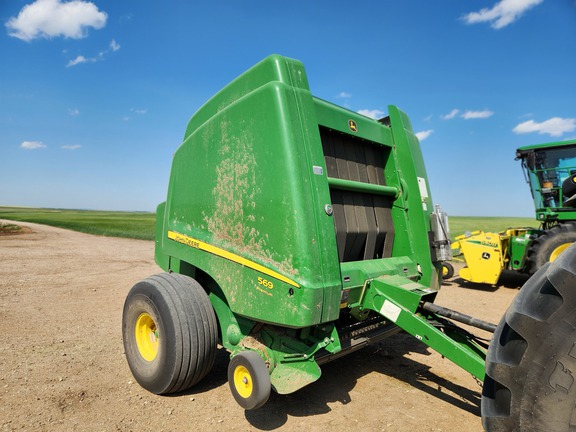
[482, 245, 576, 431]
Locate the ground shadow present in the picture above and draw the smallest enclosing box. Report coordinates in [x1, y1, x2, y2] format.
[168, 347, 230, 398]
[446, 277, 501, 292]
[243, 332, 481, 430]
[444, 268, 529, 292]
[163, 333, 481, 430]
[498, 270, 530, 288]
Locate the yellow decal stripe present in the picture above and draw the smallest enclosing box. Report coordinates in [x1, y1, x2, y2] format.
[167, 231, 300, 288]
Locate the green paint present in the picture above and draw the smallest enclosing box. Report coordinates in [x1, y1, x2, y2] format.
[154, 55, 486, 395]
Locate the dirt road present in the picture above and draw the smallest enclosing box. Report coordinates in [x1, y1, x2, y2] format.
[0, 221, 520, 431]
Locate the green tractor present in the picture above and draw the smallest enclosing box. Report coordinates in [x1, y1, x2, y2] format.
[449, 139, 576, 285]
[517, 139, 576, 272]
[121, 55, 576, 430]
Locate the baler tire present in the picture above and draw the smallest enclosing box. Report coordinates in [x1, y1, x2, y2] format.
[122, 273, 218, 395]
[228, 350, 271, 410]
[442, 262, 454, 280]
[525, 222, 576, 275]
[481, 243, 576, 432]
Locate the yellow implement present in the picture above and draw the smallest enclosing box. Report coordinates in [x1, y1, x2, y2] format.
[451, 230, 526, 285]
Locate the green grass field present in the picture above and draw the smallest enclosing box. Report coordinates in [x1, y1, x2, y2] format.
[448, 216, 536, 238]
[0, 207, 156, 240]
[0, 206, 536, 241]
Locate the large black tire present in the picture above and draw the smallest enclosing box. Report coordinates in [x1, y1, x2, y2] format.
[122, 273, 218, 394]
[481, 243, 576, 431]
[526, 222, 576, 275]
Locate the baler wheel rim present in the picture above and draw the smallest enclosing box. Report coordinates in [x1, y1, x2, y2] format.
[233, 365, 253, 399]
[134, 312, 159, 362]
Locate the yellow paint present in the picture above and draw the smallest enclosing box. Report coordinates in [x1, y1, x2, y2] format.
[135, 313, 158, 362]
[455, 231, 507, 285]
[167, 231, 300, 288]
[256, 286, 273, 297]
[550, 243, 571, 261]
[233, 365, 253, 399]
[257, 277, 274, 290]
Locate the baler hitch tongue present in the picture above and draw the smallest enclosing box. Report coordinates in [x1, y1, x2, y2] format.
[361, 277, 488, 380]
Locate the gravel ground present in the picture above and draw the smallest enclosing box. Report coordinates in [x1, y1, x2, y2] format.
[0, 220, 522, 431]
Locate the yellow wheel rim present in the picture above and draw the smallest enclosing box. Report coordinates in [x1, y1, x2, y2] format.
[233, 365, 253, 399]
[550, 243, 572, 262]
[442, 266, 448, 276]
[135, 313, 159, 361]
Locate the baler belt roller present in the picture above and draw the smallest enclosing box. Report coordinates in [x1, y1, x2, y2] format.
[327, 177, 400, 198]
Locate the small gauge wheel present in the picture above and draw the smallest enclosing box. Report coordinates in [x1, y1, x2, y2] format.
[228, 350, 271, 410]
[442, 262, 455, 280]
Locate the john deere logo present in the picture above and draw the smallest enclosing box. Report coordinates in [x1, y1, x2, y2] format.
[348, 120, 358, 132]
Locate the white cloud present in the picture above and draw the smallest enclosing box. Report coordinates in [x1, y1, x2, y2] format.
[462, 0, 543, 29]
[416, 130, 434, 141]
[68, 108, 80, 116]
[6, 0, 107, 41]
[20, 141, 46, 150]
[66, 55, 90, 67]
[65, 39, 120, 67]
[110, 39, 120, 52]
[513, 117, 576, 137]
[442, 109, 460, 120]
[461, 110, 494, 119]
[336, 92, 351, 99]
[61, 144, 81, 150]
[357, 109, 385, 120]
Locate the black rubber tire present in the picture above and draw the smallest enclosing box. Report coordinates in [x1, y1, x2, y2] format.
[228, 350, 271, 410]
[526, 222, 576, 275]
[442, 262, 455, 280]
[122, 273, 218, 394]
[481, 243, 576, 431]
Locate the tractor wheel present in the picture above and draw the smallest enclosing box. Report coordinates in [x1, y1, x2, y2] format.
[526, 222, 576, 275]
[122, 273, 218, 394]
[228, 350, 271, 410]
[442, 262, 455, 280]
[481, 244, 576, 431]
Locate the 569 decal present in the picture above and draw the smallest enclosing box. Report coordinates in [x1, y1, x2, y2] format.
[257, 277, 274, 290]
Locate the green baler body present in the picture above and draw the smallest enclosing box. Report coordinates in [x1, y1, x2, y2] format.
[156, 55, 437, 327]
[154, 55, 485, 393]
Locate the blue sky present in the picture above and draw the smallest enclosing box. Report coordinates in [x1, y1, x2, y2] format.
[1, 0, 575, 216]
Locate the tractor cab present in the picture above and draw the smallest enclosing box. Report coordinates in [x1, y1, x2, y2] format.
[516, 140, 576, 225]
